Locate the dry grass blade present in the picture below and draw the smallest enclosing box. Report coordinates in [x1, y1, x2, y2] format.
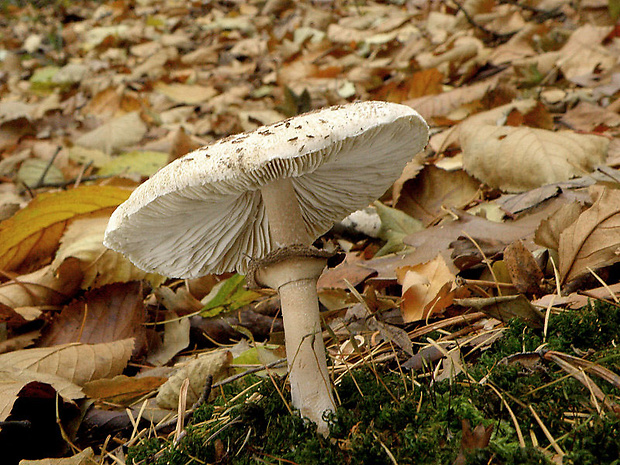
[528, 404, 564, 456]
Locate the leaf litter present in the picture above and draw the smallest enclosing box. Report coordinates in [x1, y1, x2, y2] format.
[1, 0, 620, 463]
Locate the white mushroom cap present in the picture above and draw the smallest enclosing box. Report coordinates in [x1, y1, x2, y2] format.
[104, 101, 429, 278]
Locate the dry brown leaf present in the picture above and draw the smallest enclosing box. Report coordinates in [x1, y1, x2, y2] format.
[455, 295, 544, 327]
[534, 201, 584, 250]
[156, 350, 233, 410]
[557, 24, 615, 81]
[52, 216, 164, 288]
[0, 369, 84, 421]
[154, 82, 218, 105]
[0, 259, 82, 309]
[38, 282, 147, 353]
[397, 254, 456, 322]
[400, 204, 561, 275]
[461, 124, 608, 192]
[74, 112, 147, 153]
[147, 312, 191, 367]
[454, 420, 494, 465]
[82, 375, 165, 405]
[395, 165, 481, 226]
[559, 188, 620, 284]
[503, 240, 545, 295]
[405, 76, 499, 121]
[0, 338, 134, 386]
[561, 101, 620, 133]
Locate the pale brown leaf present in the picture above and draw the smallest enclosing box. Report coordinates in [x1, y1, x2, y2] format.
[156, 350, 233, 410]
[74, 112, 147, 153]
[0, 339, 134, 386]
[559, 188, 620, 284]
[0, 370, 84, 421]
[461, 124, 608, 192]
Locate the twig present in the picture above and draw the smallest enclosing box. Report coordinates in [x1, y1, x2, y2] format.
[498, 0, 564, 21]
[213, 358, 287, 389]
[34, 146, 61, 189]
[446, 0, 516, 42]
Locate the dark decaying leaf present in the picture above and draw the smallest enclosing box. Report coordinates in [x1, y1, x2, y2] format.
[503, 240, 545, 295]
[454, 295, 544, 328]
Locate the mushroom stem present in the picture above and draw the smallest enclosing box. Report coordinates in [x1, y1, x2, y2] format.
[260, 177, 313, 247]
[255, 255, 336, 435]
[258, 178, 336, 434]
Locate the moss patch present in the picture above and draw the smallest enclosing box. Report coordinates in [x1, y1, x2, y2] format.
[127, 303, 620, 464]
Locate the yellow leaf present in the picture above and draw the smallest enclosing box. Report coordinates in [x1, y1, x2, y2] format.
[0, 185, 131, 273]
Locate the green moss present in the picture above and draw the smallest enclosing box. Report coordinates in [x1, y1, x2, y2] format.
[128, 303, 620, 465]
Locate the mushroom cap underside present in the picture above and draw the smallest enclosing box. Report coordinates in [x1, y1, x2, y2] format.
[104, 101, 429, 278]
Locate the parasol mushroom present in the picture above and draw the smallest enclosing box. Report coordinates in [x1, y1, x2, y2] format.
[104, 100, 429, 433]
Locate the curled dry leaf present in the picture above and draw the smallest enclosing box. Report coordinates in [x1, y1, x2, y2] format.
[461, 124, 608, 192]
[503, 240, 545, 295]
[156, 350, 233, 410]
[559, 188, 620, 285]
[534, 201, 584, 251]
[0, 338, 134, 387]
[0, 258, 82, 309]
[52, 216, 164, 288]
[397, 253, 456, 323]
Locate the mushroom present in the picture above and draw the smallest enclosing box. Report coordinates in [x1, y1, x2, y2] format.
[103, 101, 429, 433]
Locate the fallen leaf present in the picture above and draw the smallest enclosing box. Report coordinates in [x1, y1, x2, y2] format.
[0, 185, 131, 273]
[200, 274, 262, 318]
[534, 201, 584, 251]
[557, 24, 615, 81]
[395, 165, 481, 226]
[0, 370, 84, 421]
[374, 201, 424, 256]
[461, 124, 608, 192]
[559, 188, 620, 284]
[0, 338, 134, 386]
[16, 158, 65, 188]
[154, 82, 218, 105]
[454, 420, 494, 465]
[83, 375, 165, 405]
[147, 312, 191, 367]
[455, 295, 544, 328]
[38, 282, 147, 354]
[19, 447, 96, 465]
[52, 216, 164, 289]
[156, 350, 233, 409]
[0, 259, 83, 308]
[503, 240, 545, 295]
[74, 112, 147, 154]
[397, 254, 456, 322]
[97, 150, 168, 177]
